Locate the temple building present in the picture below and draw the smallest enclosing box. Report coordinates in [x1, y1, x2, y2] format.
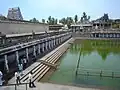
[7, 7, 23, 20]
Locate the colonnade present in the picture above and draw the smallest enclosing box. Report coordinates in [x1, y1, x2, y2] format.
[90, 33, 120, 38]
[2, 33, 72, 73]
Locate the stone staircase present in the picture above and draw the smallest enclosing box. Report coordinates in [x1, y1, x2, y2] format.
[19, 45, 69, 83]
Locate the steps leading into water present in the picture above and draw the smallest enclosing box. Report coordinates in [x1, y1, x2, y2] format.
[8, 38, 73, 84]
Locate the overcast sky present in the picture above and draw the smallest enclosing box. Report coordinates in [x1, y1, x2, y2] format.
[0, 0, 120, 21]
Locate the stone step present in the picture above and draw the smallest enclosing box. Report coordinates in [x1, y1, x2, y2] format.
[21, 42, 69, 83]
[20, 63, 40, 80]
[34, 40, 70, 81]
[35, 67, 50, 81]
[22, 51, 60, 82]
[45, 50, 60, 62]
[21, 64, 45, 82]
[32, 56, 57, 82]
[35, 49, 66, 81]
[20, 49, 60, 82]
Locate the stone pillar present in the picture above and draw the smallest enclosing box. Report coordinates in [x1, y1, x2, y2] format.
[54, 38, 55, 46]
[15, 51, 19, 64]
[61, 36, 63, 43]
[42, 43, 45, 52]
[2, 39, 5, 44]
[103, 33, 104, 38]
[55, 38, 57, 45]
[60, 37, 62, 43]
[33, 45, 36, 57]
[108, 33, 109, 38]
[95, 33, 96, 38]
[56, 38, 58, 45]
[117, 34, 119, 38]
[113, 34, 115, 38]
[99, 33, 100, 38]
[50, 40, 52, 49]
[59, 37, 61, 44]
[106, 34, 108, 38]
[52, 38, 54, 48]
[38, 44, 40, 54]
[4, 55, 9, 72]
[62, 36, 64, 42]
[46, 41, 48, 50]
[26, 48, 29, 60]
[49, 40, 51, 49]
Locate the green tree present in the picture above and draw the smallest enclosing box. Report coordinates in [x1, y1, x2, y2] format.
[51, 17, 55, 25]
[55, 19, 58, 24]
[48, 16, 52, 24]
[42, 19, 45, 23]
[59, 18, 66, 25]
[66, 17, 73, 29]
[88, 16, 90, 21]
[74, 15, 78, 23]
[30, 18, 39, 23]
[80, 17, 83, 23]
[0, 15, 7, 20]
[83, 12, 87, 21]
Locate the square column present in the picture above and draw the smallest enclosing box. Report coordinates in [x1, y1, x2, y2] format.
[60, 37, 62, 43]
[51, 39, 54, 48]
[15, 51, 19, 64]
[49, 40, 51, 49]
[33, 45, 36, 57]
[95, 34, 96, 38]
[46, 41, 48, 51]
[56, 38, 58, 45]
[42, 43, 45, 52]
[54, 39, 56, 46]
[4, 55, 9, 72]
[38, 44, 40, 54]
[59, 37, 61, 44]
[26, 48, 29, 60]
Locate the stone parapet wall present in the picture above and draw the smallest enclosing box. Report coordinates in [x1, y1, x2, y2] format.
[0, 22, 49, 34]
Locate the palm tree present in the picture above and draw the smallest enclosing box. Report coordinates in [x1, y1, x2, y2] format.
[83, 12, 87, 21]
[42, 19, 45, 23]
[48, 16, 52, 24]
[88, 16, 90, 21]
[74, 15, 78, 23]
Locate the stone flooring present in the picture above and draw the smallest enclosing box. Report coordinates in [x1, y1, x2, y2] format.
[0, 82, 100, 90]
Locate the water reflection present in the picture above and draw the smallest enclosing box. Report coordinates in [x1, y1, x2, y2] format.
[70, 40, 120, 60]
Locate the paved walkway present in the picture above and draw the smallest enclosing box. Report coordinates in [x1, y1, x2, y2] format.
[0, 82, 100, 90]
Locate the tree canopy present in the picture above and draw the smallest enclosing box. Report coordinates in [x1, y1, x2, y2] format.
[29, 18, 39, 23]
[42, 19, 45, 23]
[47, 16, 58, 25]
[74, 15, 78, 23]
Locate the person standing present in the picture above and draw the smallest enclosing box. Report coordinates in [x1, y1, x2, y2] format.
[18, 63, 23, 76]
[0, 71, 3, 86]
[15, 72, 21, 85]
[23, 58, 27, 69]
[28, 72, 36, 88]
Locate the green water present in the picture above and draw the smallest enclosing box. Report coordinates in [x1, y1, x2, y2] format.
[48, 40, 120, 89]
